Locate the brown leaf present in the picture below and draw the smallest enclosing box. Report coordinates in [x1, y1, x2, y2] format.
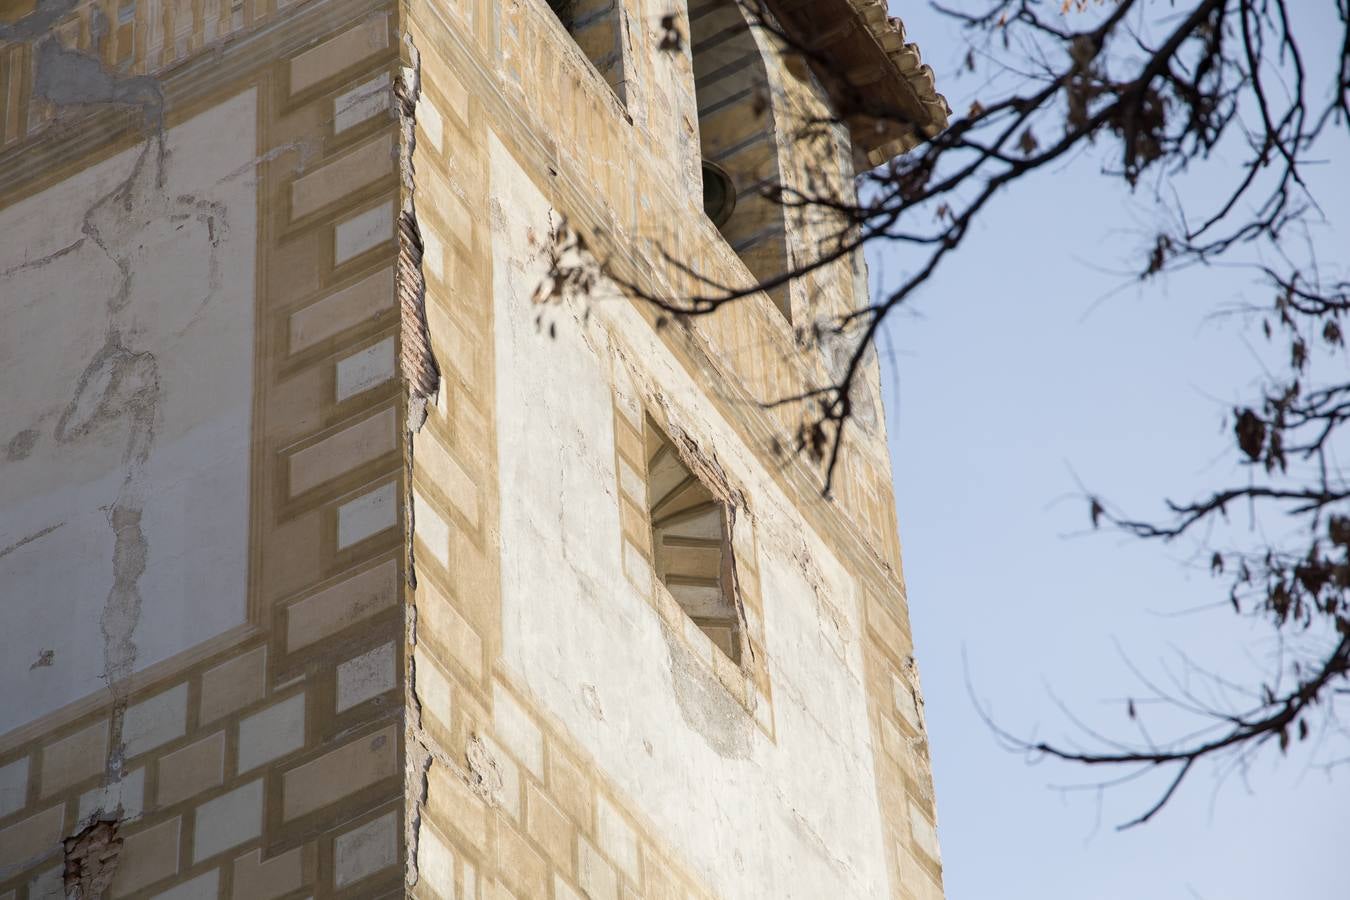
[1234, 408, 1265, 461]
[1329, 515, 1350, 547]
[1017, 128, 1039, 156]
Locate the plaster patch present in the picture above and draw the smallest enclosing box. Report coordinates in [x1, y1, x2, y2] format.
[336, 642, 397, 711]
[488, 129, 892, 898]
[0, 89, 257, 736]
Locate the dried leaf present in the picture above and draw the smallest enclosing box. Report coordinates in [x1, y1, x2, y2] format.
[1017, 128, 1039, 156]
[1234, 408, 1265, 461]
[1329, 515, 1350, 547]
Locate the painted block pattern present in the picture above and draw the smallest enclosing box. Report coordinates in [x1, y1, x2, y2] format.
[0, 0, 944, 897]
[0, 4, 405, 897]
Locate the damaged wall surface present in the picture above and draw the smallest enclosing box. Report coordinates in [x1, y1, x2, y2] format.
[1, 0, 408, 895]
[0, 88, 257, 736]
[399, 0, 945, 896]
[0, 0, 945, 895]
[491, 135, 889, 897]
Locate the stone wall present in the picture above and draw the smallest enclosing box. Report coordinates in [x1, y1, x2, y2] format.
[0, 0, 943, 896]
[1, 1, 407, 896]
[403, 0, 942, 897]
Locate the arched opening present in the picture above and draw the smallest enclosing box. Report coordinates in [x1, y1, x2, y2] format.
[689, 0, 792, 321]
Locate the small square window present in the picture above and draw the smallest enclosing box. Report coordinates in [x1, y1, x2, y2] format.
[644, 418, 742, 665]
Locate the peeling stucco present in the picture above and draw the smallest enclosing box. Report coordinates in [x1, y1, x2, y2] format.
[62, 818, 123, 899]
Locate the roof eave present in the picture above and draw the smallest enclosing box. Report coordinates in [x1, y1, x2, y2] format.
[765, 0, 951, 170]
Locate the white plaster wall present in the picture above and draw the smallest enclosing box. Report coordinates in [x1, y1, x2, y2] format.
[490, 132, 891, 899]
[0, 89, 258, 734]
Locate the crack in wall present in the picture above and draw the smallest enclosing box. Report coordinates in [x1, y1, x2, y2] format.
[397, 31, 438, 889]
[395, 35, 440, 412]
[2, 9, 228, 809]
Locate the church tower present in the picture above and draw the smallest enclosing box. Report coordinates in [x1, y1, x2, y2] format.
[0, 0, 947, 896]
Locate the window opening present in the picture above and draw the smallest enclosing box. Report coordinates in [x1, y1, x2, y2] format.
[544, 0, 627, 101]
[701, 160, 737, 228]
[689, 0, 791, 320]
[646, 419, 742, 664]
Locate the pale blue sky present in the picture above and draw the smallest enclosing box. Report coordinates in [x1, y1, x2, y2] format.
[874, 4, 1350, 898]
